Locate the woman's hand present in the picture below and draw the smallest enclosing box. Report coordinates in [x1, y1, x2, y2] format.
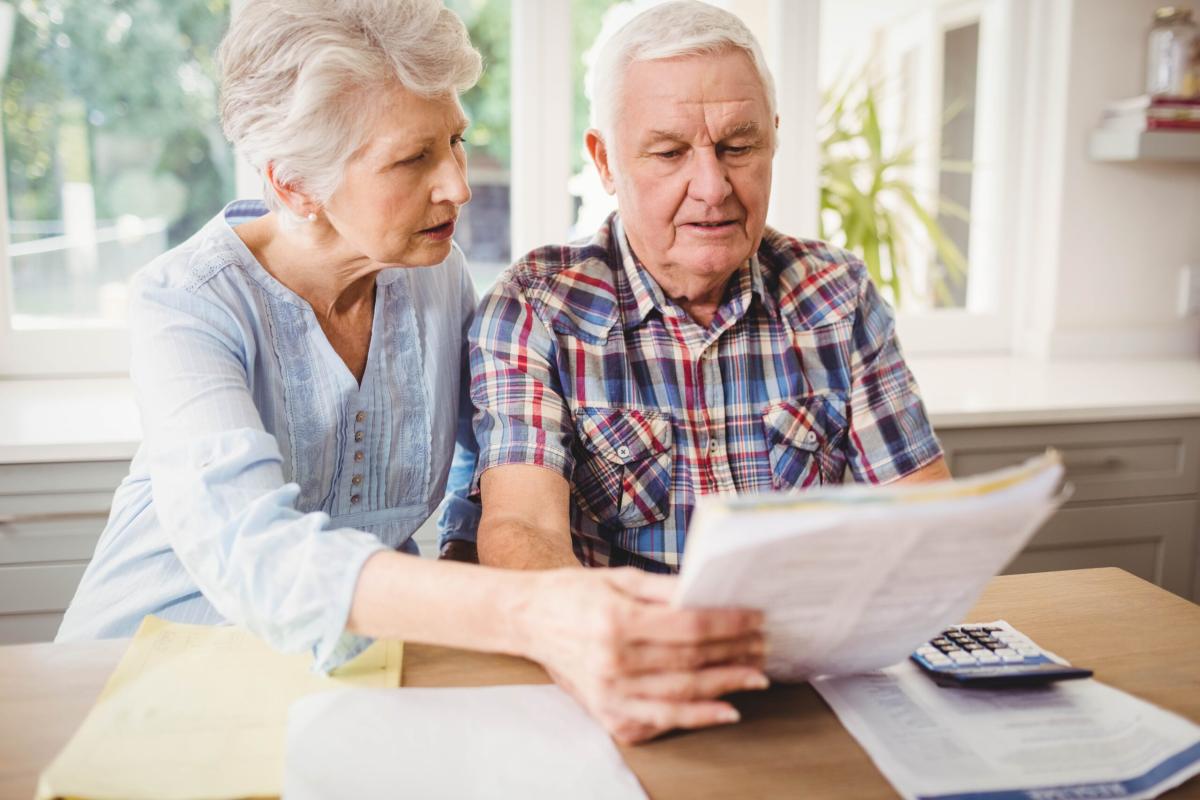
[513, 567, 768, 744]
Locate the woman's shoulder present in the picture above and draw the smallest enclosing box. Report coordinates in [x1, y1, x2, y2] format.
[131, 205, 259, 299]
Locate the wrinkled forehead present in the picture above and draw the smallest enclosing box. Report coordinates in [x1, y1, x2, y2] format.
[618, 51, 773, 141]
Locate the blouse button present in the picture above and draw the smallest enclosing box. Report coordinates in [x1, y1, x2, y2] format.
[352, 474, 363, 485]
[356, 411, 366, 423]
[351, 494, 360, 505]
[354, 451, 364, 462]
[354, 431, 364, 442]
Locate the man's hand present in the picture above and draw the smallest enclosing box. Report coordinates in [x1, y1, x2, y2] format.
[513, 567, 768, 744]
[438, 540, 479, 563]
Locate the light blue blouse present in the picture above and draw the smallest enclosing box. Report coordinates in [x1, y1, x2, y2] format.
[57, 200, 480, 670]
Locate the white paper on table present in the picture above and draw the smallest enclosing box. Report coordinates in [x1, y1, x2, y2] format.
[812, 661, 1200, 800]
[283, 684, 648, 800]
[674, 451, 1066, 681]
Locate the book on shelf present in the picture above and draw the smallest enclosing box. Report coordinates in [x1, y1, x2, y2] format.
[1104, 93, 1200, 114]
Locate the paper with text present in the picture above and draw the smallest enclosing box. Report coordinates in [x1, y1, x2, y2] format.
[36, 615, 402, 800]
[284, 684, 648, 800]
[813, 661, 1200, 799]
[675, 451, 1065, 680]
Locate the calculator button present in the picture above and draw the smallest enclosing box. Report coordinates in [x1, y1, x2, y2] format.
[917, 646, 939, 656]
[926, 654, 951, 665]
[950, 652, 975, 663]
[932, 638, 951, 647]
[975, 652, 1000, 664]
[1001, 653, 1026, 663]
[1016, 646, 1041, 656]
[962, 643, 983, 651]
[994, 648, 1017, 657]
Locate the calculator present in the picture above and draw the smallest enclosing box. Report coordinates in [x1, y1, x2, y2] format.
[911, 622, 1093, 688]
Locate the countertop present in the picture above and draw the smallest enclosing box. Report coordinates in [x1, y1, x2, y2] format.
[2, 357, 1199, 464]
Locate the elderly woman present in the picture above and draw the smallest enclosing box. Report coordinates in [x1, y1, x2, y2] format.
[56, 0, 766, 743]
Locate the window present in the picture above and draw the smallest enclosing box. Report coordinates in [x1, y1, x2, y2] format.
[0, 0, 235, 374]
[0, 0, 1038, 376]
[818, 0, 1021, 352]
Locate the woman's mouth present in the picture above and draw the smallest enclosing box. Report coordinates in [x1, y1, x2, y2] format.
[420, 219, 456, 241]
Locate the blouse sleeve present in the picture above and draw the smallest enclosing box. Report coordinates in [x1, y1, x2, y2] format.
[129, 274, 386, 672]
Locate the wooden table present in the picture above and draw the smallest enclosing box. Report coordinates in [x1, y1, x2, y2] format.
[2, 568, 1198, 799]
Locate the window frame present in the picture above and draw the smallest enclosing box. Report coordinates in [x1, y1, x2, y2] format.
[0, 0, 1057, 377]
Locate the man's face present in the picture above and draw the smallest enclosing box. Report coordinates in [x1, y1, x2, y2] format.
[595, 49, 775, 284]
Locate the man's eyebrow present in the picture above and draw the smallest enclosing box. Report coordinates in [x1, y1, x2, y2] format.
[644, 129, 688, 145]
[720, 121, 763, 140]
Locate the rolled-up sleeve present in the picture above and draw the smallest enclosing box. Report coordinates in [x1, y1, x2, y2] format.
[843, 267, 943, 484]
[131, 278, 386, 671]
[468, 278, 575, 493]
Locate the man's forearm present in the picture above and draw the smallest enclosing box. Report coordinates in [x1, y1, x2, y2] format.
[477, 518, 580, 570]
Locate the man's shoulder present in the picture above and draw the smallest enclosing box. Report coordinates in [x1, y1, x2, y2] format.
[486, 219, 623, 344]
[758, 227, 872, 330]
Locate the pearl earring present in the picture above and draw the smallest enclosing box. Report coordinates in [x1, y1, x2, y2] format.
[306, 212, 318, 222]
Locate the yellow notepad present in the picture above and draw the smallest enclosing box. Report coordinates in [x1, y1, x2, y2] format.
[36, 616, 403, 800]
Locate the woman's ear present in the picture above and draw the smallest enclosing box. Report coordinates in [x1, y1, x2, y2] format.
[264, 162, 320, 219]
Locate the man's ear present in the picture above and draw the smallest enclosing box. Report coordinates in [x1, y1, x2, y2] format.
[264, 162, 321, 218]
[585, 129, 617, 195]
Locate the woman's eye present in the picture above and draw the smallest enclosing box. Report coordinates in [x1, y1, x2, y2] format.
[396, 153, 425, 167]
[451, 134, 466, 147]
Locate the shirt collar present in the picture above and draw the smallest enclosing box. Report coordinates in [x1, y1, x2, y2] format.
[612, 214, 776, 331]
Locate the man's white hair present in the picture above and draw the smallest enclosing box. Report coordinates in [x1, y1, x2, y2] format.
[588, 0, 776, 147]
[218, 0, 481, 221]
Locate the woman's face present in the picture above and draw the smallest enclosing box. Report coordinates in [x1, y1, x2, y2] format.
[322, 86, 471, 267]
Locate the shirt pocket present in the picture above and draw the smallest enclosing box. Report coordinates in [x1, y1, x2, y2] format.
[572, 407, 673, 530]
[760, 394, 848, 489]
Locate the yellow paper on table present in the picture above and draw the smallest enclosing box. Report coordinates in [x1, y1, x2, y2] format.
[36, 616, 403, 800]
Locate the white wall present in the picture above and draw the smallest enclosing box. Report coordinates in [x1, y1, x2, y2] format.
[1046, 0, 1200, 357]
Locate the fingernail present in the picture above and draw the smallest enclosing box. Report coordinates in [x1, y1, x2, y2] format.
[745, 674, 770, 690]
[720, 707, 741, 723]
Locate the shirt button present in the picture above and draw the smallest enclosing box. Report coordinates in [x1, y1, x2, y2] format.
[710, 440, 721, 453]
[804, 431, 818, 445]
[351, 494, 360, 504]
[616, 445, 632, 459]
[352, 474, 363, 485]
[356, 411, 366, 423]
[354, 431, 364, 442]
[354, 451, 364, 462]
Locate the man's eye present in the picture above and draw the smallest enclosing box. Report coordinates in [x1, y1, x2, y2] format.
[653, 150, 682, 160]
[723, 145, 753, 156]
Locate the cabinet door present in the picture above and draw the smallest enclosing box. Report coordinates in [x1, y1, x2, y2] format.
[0, 460, 126, 644]
[1005, 500, 1198, 600]
[938, 419, 1200, 504]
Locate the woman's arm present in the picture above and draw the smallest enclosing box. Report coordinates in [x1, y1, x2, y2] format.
[348, 553, 767, 744]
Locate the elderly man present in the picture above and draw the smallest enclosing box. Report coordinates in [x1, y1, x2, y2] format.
[467, 0, 950, 574]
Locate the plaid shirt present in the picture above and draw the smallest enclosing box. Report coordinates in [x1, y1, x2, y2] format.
[470, 213, 942, 572]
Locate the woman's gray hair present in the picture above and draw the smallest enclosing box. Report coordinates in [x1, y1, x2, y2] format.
[218, 0, 481, 220]
[588, 0, 776, 149]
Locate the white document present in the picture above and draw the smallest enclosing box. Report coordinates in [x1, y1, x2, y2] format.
[283, 684, 648, 800]
[813, 661, 1200, 799]
[675, 452, 1065, 680]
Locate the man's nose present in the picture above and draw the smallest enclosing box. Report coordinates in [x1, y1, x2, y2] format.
[432, 154, 472, 207]
[687, 148, 733, 207]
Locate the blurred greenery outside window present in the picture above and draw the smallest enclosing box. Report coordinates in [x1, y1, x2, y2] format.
[2, 0, 235, 325]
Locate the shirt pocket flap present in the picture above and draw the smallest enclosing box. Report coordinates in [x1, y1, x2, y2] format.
[761, 394, 848, 452]
[575, 407, 672, 465]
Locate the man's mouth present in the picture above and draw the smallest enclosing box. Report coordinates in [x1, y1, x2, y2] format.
[684, 220, 738, 230]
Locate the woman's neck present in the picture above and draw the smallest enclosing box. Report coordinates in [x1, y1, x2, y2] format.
[234, 210, 380, 320]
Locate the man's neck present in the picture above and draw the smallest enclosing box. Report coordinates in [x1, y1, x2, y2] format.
[640, 260, 736, 329]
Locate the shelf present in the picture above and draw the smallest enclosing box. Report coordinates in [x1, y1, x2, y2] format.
[1088, 129, 1200, 162]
